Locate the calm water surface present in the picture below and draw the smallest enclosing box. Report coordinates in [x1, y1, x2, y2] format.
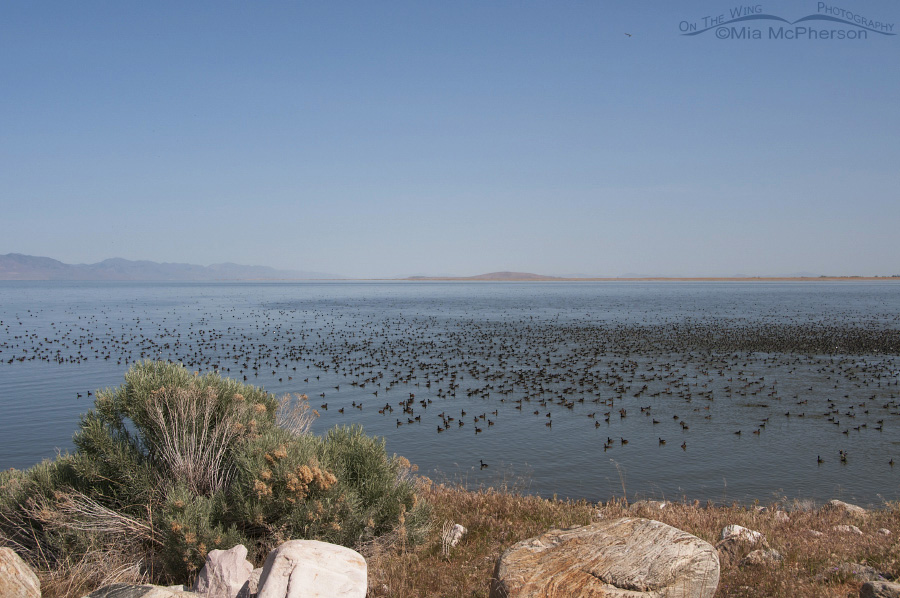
[1, 281, 898, 506]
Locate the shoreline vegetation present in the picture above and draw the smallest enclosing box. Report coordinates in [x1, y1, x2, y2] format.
[370, 481, 899, 598]
[1, 364, 897, 597]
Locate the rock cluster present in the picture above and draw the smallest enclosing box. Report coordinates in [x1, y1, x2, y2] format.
[715, 524, 768, 568]
[76, 540, 367, 598]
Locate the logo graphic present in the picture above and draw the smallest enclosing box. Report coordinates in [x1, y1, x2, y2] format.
[680, 3, 895, 40]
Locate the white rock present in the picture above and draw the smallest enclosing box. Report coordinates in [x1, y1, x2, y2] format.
[237, 568, 263, 598]
[84, 584, 198, 598]
[807, 529, 824, 537]
[877, 528, 891, 536]
[774, 510, 789, 523]
[194, 544, 254, 598]
[721, 524, 763, 544]
[447, 524, 467, 548]
[833, 524, 863, 535]
[256, 540, 366, 598]
[828, 499, 867, 516]
[0, 547, 40, 598]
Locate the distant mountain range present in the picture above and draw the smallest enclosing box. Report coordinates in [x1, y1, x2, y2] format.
[0, 254, 342, 281]
[3, 256, 884, 282]
[407, 271, 562, 281]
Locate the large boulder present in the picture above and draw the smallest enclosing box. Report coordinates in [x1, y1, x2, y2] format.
[84, 584, 198, 598]
[256, 540, 366, 598]
[489, 518, 719, 598]
[194, 544, 254, 598]
[0, 547, 40, 598]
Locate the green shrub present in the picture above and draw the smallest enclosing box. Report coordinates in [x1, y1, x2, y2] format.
[322, 425, 430, 545]
[158, 484, 249, 577]
[0, 360, 429, 587]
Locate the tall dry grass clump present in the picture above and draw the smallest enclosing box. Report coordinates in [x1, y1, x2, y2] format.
[144, 385, 241, 495]
[276, 392, 318, 436]
[0, 361, 429, 596]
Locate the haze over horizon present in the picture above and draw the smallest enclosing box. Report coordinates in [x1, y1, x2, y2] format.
[4, 252, 897, 281]
[2, 2, 898, 278]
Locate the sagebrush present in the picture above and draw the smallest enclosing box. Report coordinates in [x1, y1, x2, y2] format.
[0, 360, 428, 594]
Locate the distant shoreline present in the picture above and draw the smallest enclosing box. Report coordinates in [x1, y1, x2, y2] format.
[396, 276, 900, 282]
[3, 276, 899, 283]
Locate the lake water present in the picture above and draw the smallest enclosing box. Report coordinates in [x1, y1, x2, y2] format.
[1, 280, 899, 506]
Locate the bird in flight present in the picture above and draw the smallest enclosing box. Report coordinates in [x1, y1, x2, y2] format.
[625, 33, 632, 37]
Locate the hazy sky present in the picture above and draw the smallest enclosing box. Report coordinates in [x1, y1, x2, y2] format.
[2, 1, 898, 278]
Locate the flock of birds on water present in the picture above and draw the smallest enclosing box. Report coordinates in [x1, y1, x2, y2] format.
[2, 293, 900, 482]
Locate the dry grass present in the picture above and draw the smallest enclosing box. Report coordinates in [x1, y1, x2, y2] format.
[145, 385, 241, 495]
[38, 549, 149, 598]
[45, 491, 157, 543]
[275, 393, 319, 437]
[17, 489, 158, 597]
[365, 483, 900, 598]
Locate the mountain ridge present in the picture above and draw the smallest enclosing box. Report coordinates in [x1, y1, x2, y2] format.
[0, 254, 341, 281]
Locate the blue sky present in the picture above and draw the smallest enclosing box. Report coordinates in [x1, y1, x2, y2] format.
[2, 1, 898, 277]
